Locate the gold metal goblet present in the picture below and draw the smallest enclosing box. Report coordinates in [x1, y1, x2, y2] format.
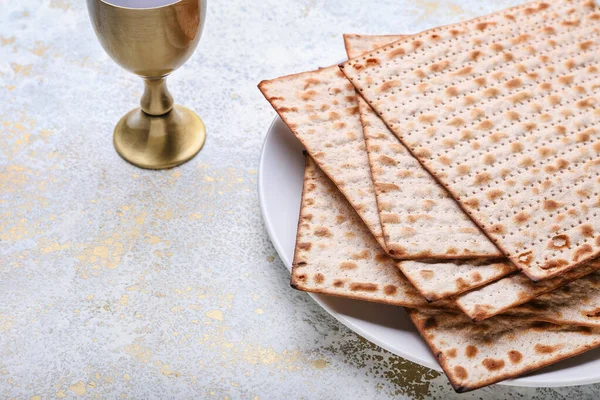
[87, 0, 207, 169]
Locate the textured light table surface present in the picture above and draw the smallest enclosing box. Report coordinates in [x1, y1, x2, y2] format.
[2, 0, 600, 398]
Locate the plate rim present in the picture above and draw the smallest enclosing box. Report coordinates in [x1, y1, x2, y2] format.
[258, 115, 600, 389]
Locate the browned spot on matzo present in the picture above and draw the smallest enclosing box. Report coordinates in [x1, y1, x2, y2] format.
[482, 358, 505, 371]
[339, 261, 357, 271]
[535, 344, 562, 354]
[314, 273, 325, 284]
[508, 350, 523, 364]
[350, 283, 378, 292]
[383, 285, 397, 295]
[465, 345, 478, 358]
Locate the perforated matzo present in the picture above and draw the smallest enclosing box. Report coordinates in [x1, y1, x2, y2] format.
[344, 33, 503, 259]
[342, 0, 600, 280]
[259, 67, 387, 250]
[456, 256, 600, 320]
[291, 157, 452, 308]
[408, 307, 600, 392]
[503, 270, 600, 327]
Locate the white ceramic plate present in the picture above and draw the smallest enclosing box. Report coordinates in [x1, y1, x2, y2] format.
[258, 116, 600, 388]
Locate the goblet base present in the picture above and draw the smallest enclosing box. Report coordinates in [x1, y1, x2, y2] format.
[113, 105, 206, 170]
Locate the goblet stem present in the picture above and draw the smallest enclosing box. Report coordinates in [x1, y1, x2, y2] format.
[141, 77, 174, 116]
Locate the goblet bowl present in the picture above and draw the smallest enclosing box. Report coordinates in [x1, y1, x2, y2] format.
[87, 0, 208, 169]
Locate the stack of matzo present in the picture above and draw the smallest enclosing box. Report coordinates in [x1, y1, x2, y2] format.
[259, 0, 600, 392]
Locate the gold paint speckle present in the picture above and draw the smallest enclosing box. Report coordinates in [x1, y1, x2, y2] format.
[323, 337, 440, 398]
[31, 41, 50, 57]
[39, 240, 70, 254]
[1, 36, 15, 46]
[0, 314, 15, 332]
[146, 235, 162, 244]
[11, 63, 33, 77]
[49, 0, 72, 10]
[74, 233, 127, 278]
[206, 309, 223, 321]
[134, 212, 148, 225]
[93, 245, 110, 258]
[68, 381, 86, 396]
[124, 339, 153, 363]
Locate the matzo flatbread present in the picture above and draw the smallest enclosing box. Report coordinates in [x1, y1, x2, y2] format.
[291, 156, 453, 308]
[344, 33, 512, 300]
[344, 32, 600, 306]
[503, 270, 600, 327]
[398, 258, 514, 302]
[341, 0, 600, 280]
[408, 307, 600, 392]
[344, 34, 503, 259]
[343, 34, 405, 59]
[457, 257, 600, 320]
[290, 156, 600, 318]
[293, 157, 600, 323]
[259, 67, 387, 250]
